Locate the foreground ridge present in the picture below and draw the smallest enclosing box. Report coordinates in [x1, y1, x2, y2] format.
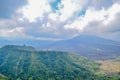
[0, 45, 119, 80]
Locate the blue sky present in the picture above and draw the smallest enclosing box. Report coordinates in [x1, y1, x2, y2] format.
[0, 0, 120, 41]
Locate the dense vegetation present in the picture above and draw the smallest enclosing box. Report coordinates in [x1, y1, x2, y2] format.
[0, 74, 8, 80]
[0, 45, 119, 80]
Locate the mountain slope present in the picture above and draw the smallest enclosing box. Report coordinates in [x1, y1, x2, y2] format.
[0, 45, 117, 80]
[46, 35, 120, 60]
[0, 74, 8, 80]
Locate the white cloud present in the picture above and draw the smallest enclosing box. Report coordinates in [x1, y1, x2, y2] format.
[0, 19, 17, 27]
[49, 13, 58, 21]
[64, 17, 85, 31]
[1, 0, 120, 40]
[59, 0, 88, 21]
[20, 0, 52, 22]
[64, 8, 106, 31]
[48, 0, 88, 21]
[103, 3, 120, 25]
[59, 0, 81, 21]
[64, 3, 120, 31]
[0, 27, 25, 37]
[90, 0, 114, 9]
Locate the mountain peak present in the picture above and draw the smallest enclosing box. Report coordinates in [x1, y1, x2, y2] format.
[71, 34, 115, 43]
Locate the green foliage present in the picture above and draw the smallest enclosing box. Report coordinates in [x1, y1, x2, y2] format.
[0, 74, 8, 80]
[0, 45, 119, 80]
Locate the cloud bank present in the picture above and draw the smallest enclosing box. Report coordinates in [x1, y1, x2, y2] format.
[0, 0, 120, 41]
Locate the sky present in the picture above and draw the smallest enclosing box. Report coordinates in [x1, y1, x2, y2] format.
[0, 0, 120, 41]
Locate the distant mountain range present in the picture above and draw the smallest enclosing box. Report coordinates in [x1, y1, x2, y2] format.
[0, 35, 120, 60]
[0, 37, 55, 48]
[45, 35, 120, 60]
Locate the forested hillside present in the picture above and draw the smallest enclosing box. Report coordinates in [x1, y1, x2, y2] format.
[0, 74, 8, 80]
[0, 45, 119, 80]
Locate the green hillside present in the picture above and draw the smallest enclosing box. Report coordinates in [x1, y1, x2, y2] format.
[0, 45, 119, 80]
[0, 74, 8, 80]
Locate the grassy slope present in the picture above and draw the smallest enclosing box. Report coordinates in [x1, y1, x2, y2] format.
[98, 57, 120, 80]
